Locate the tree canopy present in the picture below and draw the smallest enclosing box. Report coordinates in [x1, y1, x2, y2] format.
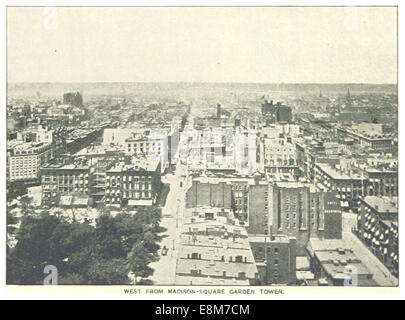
[7, 206, 164, 285]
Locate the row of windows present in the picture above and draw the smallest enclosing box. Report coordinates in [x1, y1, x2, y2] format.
[106, 191, 151, 198]
[106, 176, 152, 182]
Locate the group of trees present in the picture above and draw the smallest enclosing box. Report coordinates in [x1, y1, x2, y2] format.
[7, 205, 165, 285]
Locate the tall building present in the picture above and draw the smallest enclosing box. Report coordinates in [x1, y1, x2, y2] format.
[261, 100, 292, 124]
[63, 92, 83, 107]
[186, 177, 342, 256]
[247, 182, 342, 255]
[217, 103, 221, 119]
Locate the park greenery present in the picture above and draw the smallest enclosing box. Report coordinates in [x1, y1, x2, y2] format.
[7, 204, 165, 285]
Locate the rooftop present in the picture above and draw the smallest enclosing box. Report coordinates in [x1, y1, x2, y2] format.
[107, 157, 159, 173]
[363, 196, 398, 213]
[317, 163, 362, 180]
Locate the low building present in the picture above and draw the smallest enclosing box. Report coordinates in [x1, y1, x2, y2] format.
[337, 126, 393, 153]
[41, 159, 91, 205]
[104, 158, 161, 207]
[175, 207, 259, 286]
[307, 239, 378, 286]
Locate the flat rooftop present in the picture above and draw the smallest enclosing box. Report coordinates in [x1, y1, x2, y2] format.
[317, 163, 362, 180]
[363, 196, 398, 214]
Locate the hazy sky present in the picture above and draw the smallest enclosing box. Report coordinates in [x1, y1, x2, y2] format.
[7, 7, 397, 83]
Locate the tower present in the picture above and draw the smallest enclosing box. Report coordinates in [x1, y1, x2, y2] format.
[217, 103, 221, 119]
[346, 88, 352, 106]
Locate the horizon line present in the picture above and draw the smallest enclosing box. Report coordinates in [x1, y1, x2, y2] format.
[6, 81, 398, 85]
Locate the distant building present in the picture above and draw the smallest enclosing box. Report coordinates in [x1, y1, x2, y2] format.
[346, 88, 352, 107]
[337, 125, 393, 154]
[64, 127, 104, 154]
[261, 100, 292, 124]
[17, 125, 54, 144]
[63, 92, 83, 107]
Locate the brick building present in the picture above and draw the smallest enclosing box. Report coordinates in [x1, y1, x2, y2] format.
[249, 234, 296, 285]
[104, 159, 161, 207]
[357, 196, 398, 277]
[265, 183, 342, 255]
[41, 160, 90, 205]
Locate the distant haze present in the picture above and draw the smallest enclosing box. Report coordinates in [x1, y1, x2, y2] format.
[7, 7, 397, 84]
[6, 82, 398, 100]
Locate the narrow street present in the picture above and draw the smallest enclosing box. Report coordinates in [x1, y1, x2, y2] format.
[148, 120, 192, 285]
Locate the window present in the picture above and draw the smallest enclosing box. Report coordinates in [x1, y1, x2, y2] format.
[238, 272, 246, 280]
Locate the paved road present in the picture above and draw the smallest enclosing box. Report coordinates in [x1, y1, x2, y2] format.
[148, 123, 192, 285]
[342, 211, 398, 287]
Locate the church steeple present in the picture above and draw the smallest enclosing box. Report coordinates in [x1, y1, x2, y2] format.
[346, 88, 352, 106]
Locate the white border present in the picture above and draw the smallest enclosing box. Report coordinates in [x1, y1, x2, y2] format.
[0, 0, 402, 301]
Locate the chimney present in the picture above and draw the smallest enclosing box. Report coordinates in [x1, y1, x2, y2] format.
[269, 225, 275, 241]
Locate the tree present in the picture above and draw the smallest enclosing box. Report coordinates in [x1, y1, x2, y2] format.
[7, 205, 165, 285]
[58, 273, 87, 285]
[127, 241, 155, 279]
[95, 214, 126, 260]
[7, 210, 18, 235]
[87, 258, 130, 285]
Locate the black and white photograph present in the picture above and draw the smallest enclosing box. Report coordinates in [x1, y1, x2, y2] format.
[2, 2, 401, 299]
